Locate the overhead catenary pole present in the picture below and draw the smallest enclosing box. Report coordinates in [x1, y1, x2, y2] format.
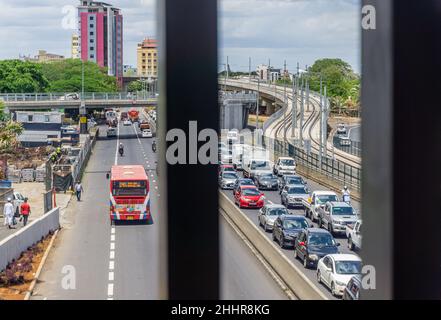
[256, 78, 260, 129]
[291, 74, 297, 140]
[306, 78, 310, 112]
[323, 85, 328, 158]
[226, 56, 229, 79]
[319, 75, 323, 166]
[248, 57, 251, 83]
[299, 76, 305, 146]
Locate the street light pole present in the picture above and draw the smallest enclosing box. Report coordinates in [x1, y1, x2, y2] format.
[256, 78, 260, 130]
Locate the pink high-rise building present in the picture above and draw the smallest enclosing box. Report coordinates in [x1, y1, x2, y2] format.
[77, 1, 123, 79]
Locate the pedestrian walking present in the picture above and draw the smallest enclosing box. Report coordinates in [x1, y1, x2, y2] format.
[20, 198, 31, 227]
[3, 198, 15, 229]
[74, 181, 84, 201]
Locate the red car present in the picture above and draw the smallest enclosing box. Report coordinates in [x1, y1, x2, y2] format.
[219, 164, 235, 176]
[234, 186, 265, 209]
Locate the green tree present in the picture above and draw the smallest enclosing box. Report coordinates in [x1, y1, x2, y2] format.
[305, 58, 360, 101]
[41, 59, 118, 92]
[0, 120, 24, 154]
[127, 80, 143, 92]
[0, 60, 49, 93]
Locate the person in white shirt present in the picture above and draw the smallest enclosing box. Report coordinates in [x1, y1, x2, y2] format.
[74, 181, 84, 201]
[3, 198, 15, 229]
[342, 185, 351, 204]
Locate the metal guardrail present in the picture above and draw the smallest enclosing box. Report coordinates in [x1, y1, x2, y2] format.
[0, 91, 157, 102]
[264, 137, 361, 191]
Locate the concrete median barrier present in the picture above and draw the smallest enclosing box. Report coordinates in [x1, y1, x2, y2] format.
[0, 207, 60, 272]
[219, 192, 328, 300]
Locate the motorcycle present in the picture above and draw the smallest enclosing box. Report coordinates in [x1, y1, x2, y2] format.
[119, 147, 124, 156]
[152, 141, 157, 153]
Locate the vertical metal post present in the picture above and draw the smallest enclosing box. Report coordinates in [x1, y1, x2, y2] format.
[319, 75, 323, 166]
[299, 77, 304, 146]
[226, 55, 229, 79]
[256, 78, 260, 129]
[249, 57, 251, 83]
[291, 75, 297, 140]
[158, 0, 219, 299]
[323, 86, 327, 158]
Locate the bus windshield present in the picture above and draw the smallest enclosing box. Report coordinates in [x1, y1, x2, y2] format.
[112, 180, 147, 196]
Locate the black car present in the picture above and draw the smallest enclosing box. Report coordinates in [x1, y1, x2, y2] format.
[272, 215, 311, 248]
[343, 275, 361, 300]
[233, 178, 255, 195]
[278, 174, 306, 193]
[255, 173, 279, 190]
[294, 228, 340, 269]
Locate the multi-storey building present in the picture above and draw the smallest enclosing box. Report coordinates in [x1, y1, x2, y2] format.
[77, 1, 123, 78]
[137, 38, 158, 78]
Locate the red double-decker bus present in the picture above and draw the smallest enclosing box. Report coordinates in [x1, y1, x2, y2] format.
[108, 165, 151, 224]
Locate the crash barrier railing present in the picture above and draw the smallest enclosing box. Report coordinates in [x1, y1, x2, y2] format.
[0, 207, 59, 272]
[43, 189, 53, 213]
[264, 137, 361, 192]
[262, 105, 287, 132]
[219, 192, 327, 300]
[0, 92, 157, 102]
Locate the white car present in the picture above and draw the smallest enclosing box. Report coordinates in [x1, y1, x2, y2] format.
[142, 129, 152, 138]
[317, 254, 362, 297]
[336, 123, 347, 135]
[59, 93, 79, 101]
[258, 204, 288, 232]
[273, 157, 296, 176]
[123, 119, 132, 126]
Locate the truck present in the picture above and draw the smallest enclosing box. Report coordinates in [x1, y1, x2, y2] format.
[105, 110, 118, 127]
[346, 219, 362, 251]
[302, 190, 339, 222]
[139, 120, 150, 131]
[316, 201, 358, 235]
[120, 111, 128, 121]
[128, 109, 140, 123]
[242, 146, 272, 179]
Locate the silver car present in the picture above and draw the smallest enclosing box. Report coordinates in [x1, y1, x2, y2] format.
[218, 171, 239, 189]
[281, 184, 310, 208]
[258, 204, 289, 232]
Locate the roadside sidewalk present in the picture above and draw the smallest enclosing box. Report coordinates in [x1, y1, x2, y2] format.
[0, 182, 71, 241]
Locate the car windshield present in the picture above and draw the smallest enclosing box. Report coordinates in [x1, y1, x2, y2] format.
[267, 208, 288, 216]
[332, 206, 355, 215]
[223, 173, 238, 179]
[222, 166, 235, 172]
[242, 188, 260, 196]
[284, 219, 308, 229]
[335, 261, 362, 275]
[251, 161, 270, 169]
[286, 177, 303, 184]
[308, 234, 335, 247]
[288, 187, 307, 194]
[316, 195, 338, 204]
[239, 179, 254, 185]
[260, 173, 277, 180]
[280, 159, 295, 166]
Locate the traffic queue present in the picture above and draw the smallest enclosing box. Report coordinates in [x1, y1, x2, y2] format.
[219, 141, 362, 300]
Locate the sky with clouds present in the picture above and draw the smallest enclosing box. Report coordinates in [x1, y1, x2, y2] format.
[0, 0, 361, 73]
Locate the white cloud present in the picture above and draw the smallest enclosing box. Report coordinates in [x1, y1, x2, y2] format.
[0, 0, 360, 73]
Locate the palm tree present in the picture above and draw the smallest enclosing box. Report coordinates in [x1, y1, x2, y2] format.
[331, 96, 345, 115]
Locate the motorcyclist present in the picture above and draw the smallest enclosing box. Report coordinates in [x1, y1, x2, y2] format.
[152, 140, 157, 153]
[119, 143, 124, 156]
[342, 185, 351, 204]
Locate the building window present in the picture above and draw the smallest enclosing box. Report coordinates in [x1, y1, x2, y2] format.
[90, 31, 94, 36]
[142, 59, 146, 63]
[142, 53, 146, 57]
[89, 16, 93, 20]
[28, 115, 33, 122]
[90, 47, 94, 51]
[45, 115, 50, 122]
[90, 24, 94, 28]
[90, 54, 94, 58]
[90, 39, 94, 43]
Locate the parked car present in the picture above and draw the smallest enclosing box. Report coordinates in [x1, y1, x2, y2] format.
[303, 191, 339, 222]
[141, 129, 153, 138]
[273, 157, 296, 176]
[254, 172, 279, 190]
[257, 204, 289, 232]
[294, 228, 340, 269]
[272, 215, 310, 248]
[219, 171, 239, 190]
[280, 184, 309, 208]
[317, 202, 358, 236]
[346, 220, 362, 251]
[317, 254, 362, 297]
[278, 174, 306, 193]
[342, 275, 362, 300]
[234, 186, 265, 209]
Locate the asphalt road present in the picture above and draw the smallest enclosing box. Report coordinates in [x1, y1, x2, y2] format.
[221, 171, 361, 300]
[31, 115, 287, 300]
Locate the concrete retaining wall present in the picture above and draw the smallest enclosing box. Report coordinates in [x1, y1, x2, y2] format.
[219, 192, 327, 300]
[0, 207, 60, 272]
